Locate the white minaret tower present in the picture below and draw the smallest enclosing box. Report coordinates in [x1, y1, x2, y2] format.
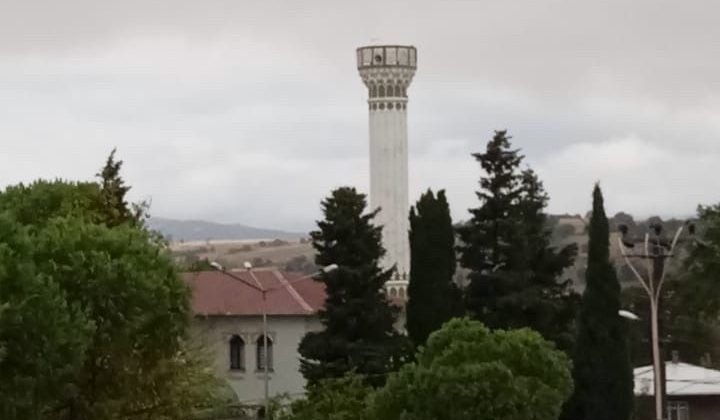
[357, 45, 417, 298]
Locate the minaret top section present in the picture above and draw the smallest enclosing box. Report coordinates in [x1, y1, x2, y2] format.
[357, 45, 417, 105]
[356, 45, 417, 70]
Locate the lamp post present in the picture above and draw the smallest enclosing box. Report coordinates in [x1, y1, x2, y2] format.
[210, 261, 338, 418]
[617, 221, 693, 420]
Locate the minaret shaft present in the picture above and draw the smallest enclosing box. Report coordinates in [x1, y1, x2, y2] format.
[357, 45, 417, 286]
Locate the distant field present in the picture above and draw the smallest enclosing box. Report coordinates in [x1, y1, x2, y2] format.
[171, 239, 316, 273]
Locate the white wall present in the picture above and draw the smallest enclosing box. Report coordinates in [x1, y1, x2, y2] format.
[192, 315, 322, 404]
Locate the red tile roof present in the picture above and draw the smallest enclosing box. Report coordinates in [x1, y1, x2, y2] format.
[184, 269, 327, 316]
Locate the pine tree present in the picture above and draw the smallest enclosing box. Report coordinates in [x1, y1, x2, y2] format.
[406, 189, 462, 347]
[562, 185, 633, 420]
[456, 130, 578, 350]
[298, 187, 408, 386]
[97, 148, 146, 227]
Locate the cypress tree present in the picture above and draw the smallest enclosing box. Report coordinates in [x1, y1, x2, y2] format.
[457, 130, 578, 350]
[406, 189, 462, 347]
[298, 187, 408, 386]
[562, 184, 633, 420]
[96, 148, 146, 227]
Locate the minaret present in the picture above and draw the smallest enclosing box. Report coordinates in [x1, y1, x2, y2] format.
[357, 45, 417, 298]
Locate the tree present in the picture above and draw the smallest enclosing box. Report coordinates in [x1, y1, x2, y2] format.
[406, 189, 462, 347]
[0, 157, 220, 419]
[456, 130, 578, 350]
[372, 318, 573, 420]
[97, 148, 146, 227]
[0, 214, 91, 419]
[281, 374, 373, 420]
[298, 187, 409, 386]
[562, 185, 633, 420]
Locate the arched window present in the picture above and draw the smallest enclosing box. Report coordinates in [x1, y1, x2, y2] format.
[399, 288, 406, 299]
[378, 85, 385, 98]
[387, 84, 394, 97]
[256, 335, 274, 371]
[370, 84, 377, 98]
[229, 335, 245, 371]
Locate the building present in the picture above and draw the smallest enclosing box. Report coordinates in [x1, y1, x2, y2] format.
[356, 45, 417, 298]
[635, 361, 720, 420]
[185, 269, 325, 404]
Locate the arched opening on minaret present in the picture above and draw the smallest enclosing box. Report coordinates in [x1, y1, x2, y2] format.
[370, 84, 377, 98]
[387, 85, 394, 97]
[378, 85, 385, 97]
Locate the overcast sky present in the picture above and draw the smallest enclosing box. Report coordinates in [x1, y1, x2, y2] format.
[1, 0, 719, 231]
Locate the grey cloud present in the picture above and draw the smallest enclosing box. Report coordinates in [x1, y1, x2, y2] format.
[2, 0, 720, 229]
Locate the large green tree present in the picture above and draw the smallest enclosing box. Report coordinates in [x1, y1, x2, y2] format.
[0, 151, 220, 419]
[298, 187, 408, 386]
[406, 189, 462, 347]
[562, 185, 633, 420]
[0, 215, 91, 419]
[372, 318, 573, 420]
[456, 130, 578, 350]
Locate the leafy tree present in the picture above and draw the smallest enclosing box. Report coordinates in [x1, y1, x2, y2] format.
[30, 217, 191, 419]
[562, 185, 633, 420]
[406, 189, 462, 347]
[456, 130, 578, 350]
[0, 215, 91, 419]
[372, 318, 573, 420]
[0, 180, 104, 227]
[281, 374, 373, 420]
[0, 155, 220, 419]
[298, 187, 409, 386]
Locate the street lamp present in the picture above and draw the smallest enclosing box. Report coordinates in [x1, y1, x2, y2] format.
[619, 309, 641, 321]
[210, 261, 338, 418]
[617, 221, 693, 420]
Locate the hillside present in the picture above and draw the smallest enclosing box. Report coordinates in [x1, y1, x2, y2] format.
[148, 217, 304, 242]
[167, 213, 687, 290]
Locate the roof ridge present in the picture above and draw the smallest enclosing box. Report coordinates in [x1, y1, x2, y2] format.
[272, 271, 313, 313]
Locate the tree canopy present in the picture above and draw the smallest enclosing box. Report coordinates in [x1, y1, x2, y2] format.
[457, 130, 578, 351]
[406, 189, 462, 347]
[562, 185, 633, 420]
[298, 187, 409, 386]
[0, 150, 219, 419]
[372, 318, 573, 420]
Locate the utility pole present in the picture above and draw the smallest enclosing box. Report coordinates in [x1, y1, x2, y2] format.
[617, 220, 693, 420]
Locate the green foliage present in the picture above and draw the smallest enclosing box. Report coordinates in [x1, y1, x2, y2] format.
[281, 374, 373, 420]
[97, 148, 147, 227]
[298, 187, 409, 386]
[680, 204, 720, 317]
[622, 204, 720, 369]
[407, 189, 462, 347]
[0, 153, 221, 419]
[30, 217, 191, 418]
[372, 318, 573, 420]
[0, 214, 92, 419]
[0, 180, 104, 227]
[562, 185, 633, 420]
[283, 255, 318, 275]
[456, 130, 579, 351]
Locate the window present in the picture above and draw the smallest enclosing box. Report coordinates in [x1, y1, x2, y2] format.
[256, 335, 273, 371]
[229, 335, 245, 371]
[667, 401, 689, 420]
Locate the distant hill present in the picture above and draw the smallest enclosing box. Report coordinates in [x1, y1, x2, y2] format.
[148, 217, 304, 242]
